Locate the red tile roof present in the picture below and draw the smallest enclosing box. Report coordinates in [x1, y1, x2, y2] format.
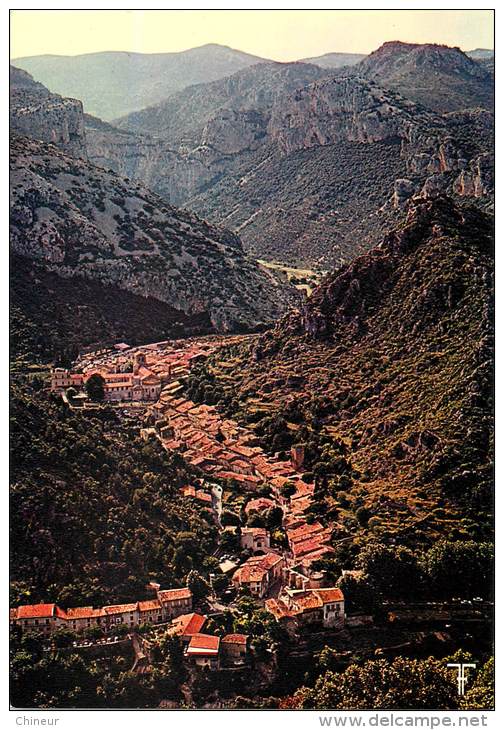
[233, 564, 267, 584]
[17, 603, 56, 619]
[314, 588, 344, 604]
[264, 599, 294, 620]
[158, 588, 192, 602]
[138, 600, 162, 612]
[169, 612, 206, 637]
[292, 593, 322, 612]
[222, 633, 248, 645]
[103, 603, 138, 615]
[287, 522, 324, 543]
[186, 633, 220, 655]
[248, 552, 283, 570]
[245, 498, 275, 513]
[65, 606, 103, 619]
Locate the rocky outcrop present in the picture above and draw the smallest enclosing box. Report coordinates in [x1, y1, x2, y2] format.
[84, 115, 223, 206]
[268, 77, 423, 153]
[353, 41, 493, 113]
[269, 76, 493, 213]
[202, 109, 267, 154]
[10, 66, 86, 159]
[116, 61, 327, 144]
[9, 133, 298, 332]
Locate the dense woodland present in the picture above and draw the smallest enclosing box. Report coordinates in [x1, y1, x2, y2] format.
[10, 379, 219, 607]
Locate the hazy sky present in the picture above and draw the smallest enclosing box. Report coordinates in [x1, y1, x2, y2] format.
[10, 9, 494, 61]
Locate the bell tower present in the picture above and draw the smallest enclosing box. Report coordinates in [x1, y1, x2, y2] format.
[133, 352, 147, 375]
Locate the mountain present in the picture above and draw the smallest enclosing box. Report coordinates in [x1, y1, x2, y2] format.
[467, 49, 494, 77]
[11, 44, 268, 121]
[300, 52, 365, 68]
[96, 66, 493, 268]
[114, 61, 328, 144]
[353, 41, 493, 113]
[187, 76, 492, 266]
[10, 66, 86, 159]
[10, 132, 296, 339]
[89, 62, 328, 207]
[467, 48, 494, 60]
[195, 196, 493, 542]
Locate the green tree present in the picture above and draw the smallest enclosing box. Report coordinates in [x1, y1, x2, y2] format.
[297, 657, 459, 710]
[85, 373, 105, 402]
[357, 543, 424, 600]
[186, 570, 210, 602]
[421, 540, 493, 599]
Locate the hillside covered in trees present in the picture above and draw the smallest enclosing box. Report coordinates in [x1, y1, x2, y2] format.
[10, 380, 219, 608]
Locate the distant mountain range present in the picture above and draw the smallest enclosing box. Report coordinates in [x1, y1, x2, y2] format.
[92, 42, 492, 267]
[299, 52, 365, 68]
[11, 44, 269, 120]
[467, 48, 494, 60]
[10, 40, 494, 271]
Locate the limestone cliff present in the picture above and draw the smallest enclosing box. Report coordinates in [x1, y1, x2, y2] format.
[10, 133, 297, 333]
[10, 66, 86, 159]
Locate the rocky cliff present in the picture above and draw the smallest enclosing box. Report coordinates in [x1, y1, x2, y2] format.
[187, 75, 492, 266]
[115, 61, 327, 144]
[10, 66, 86, 159]
[84, 114, 223, 207]
[88, 62, 328, 208]
[269, 76, 493, 206]
[10, 133, 297, 333]
[96, 56, 493, 268]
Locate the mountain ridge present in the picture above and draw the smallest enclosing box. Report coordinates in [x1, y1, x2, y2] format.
[11, 44, 269, 120]
[10, 132, 297, 333]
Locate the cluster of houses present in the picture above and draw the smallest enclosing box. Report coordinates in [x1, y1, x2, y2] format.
[148, 392, 342, 573]
[11, 587, 250, 670]
[50, 337, 246, 404]
[144, 384, 346, 622]
[46, 336, 348, 652]
[167, 614, 249, 669]
[10, 586, 193, 636]
[144, 392, 307, 491]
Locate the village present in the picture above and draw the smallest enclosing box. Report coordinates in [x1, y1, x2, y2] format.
[10, 337, 349, 666]
[50, 337, 345, 609]
[12, 335, 493, 685]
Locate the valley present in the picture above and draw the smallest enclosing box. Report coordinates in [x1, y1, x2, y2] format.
[9, 18, 494, 712]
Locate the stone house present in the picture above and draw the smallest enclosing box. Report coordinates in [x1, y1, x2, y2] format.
[220, 634, 249, 664]
[157, 587, 193, 620]
[185, 633, 220, 669]
[240, 527, 270, 552]
[265, 587, 345, 629]
[232, 552, 285, 598]
[11, 603, 66, 636]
